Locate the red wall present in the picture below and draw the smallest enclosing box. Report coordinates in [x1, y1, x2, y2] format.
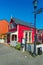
[17, 24, 35, 43]
[9, 19, 36, 44]
[9, 28, 17, 32]
[42, 33, 43, 43]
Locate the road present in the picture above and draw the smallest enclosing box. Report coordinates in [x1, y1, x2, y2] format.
[0, 43, 43, 65]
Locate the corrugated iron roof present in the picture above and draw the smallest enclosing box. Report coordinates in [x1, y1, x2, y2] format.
[11, 17, 34, 28]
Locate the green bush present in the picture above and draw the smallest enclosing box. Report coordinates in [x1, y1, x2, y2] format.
[16, 43, 21, 50]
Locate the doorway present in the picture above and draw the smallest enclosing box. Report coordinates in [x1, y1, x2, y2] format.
[7, 34, 10, 43]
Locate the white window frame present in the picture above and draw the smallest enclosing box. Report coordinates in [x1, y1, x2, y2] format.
[23, 31, 32, 43]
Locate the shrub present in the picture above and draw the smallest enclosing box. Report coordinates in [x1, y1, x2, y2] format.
[16, 43, 21, 50]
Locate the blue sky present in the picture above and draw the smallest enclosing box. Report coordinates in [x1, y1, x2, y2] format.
[0, 0, 43, 29]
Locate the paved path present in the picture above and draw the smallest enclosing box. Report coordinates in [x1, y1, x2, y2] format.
[0, 43, 43, 65]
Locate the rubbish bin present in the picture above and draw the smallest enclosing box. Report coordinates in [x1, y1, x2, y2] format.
[38, 47, 42, 55]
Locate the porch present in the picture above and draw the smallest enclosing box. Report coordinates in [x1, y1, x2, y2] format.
[7, 31, 18, 46]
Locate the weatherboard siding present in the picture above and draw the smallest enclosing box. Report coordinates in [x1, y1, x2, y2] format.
[9, 18, 36, 43]
[18, 24, 35, 43]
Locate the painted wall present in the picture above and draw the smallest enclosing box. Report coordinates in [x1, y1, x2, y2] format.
[17, 24, 35, 43]
[0, 20, 9, 39]
[9, 19, 36, 43]
[0, 20, 9, 35]
[42, 33, 43, 43]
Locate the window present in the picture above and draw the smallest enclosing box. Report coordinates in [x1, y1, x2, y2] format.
[25, 32, 28, 42]
[10, 24, 14, 29]
[12, 35, 17, 41]
[29, 32, 31, 43]
[37, 35, 42, 43]
[39, 35, 41, 40]
[10, 23, 17, 29]
[24, 31, 32, 43]
[14, 35, 17, 41]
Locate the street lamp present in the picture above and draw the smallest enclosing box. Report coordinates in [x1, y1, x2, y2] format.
[33, 0, 38, 56]
[33, 8, 43, 14]
[33, 0, 43, 56]
[33, 0, 38, 9]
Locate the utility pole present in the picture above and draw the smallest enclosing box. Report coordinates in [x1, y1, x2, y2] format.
[33, 0, 43, 56]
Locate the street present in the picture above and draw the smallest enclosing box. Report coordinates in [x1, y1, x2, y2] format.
[0, 43, 43, 65]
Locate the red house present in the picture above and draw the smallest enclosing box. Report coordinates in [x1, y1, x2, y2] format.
[37, 29, 43, 43]
[7, 17, 37, 44]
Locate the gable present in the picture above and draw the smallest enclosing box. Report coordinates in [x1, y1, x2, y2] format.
[10, 17, 34, 28]
[9, 19, 17, 29]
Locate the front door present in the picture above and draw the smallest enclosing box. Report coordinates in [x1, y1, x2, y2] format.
[7, 34, 10, 43]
